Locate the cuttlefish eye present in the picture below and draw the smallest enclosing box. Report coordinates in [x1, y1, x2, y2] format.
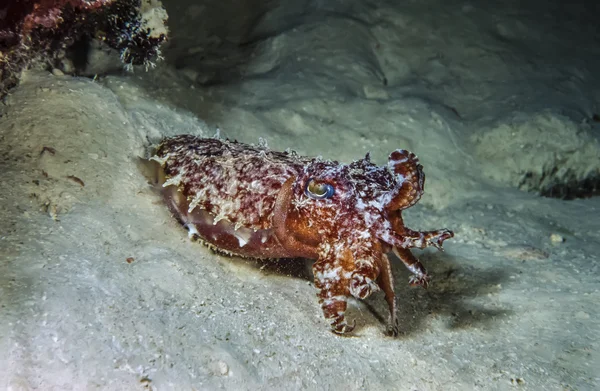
[305, 178, 335, 200]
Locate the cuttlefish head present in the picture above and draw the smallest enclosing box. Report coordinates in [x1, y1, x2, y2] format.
[275, 150, 453, 334]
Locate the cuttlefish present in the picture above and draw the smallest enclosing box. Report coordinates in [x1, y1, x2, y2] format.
[142, 135, 453, 334]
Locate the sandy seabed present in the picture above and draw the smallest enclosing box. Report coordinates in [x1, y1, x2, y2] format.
[1, 0, 599, 390]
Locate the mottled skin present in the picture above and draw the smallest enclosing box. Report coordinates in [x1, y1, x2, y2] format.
[146, 135, 453, 335]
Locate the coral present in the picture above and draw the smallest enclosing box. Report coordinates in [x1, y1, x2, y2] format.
[0, 0, 168, 96]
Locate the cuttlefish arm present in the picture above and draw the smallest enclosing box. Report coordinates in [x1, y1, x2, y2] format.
[313, 244, 416, 336]
[389, 211, 454, 250]
[393, 246, 431, 288]
[313, 243, 387, 335]
[386, 149, 425, 211]
[312, 247, 355, 334]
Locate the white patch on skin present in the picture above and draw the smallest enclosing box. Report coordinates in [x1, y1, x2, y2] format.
[230, 226, 253, 247]
[250, 180, 263, 190]
[368, 199, 385, 211]
[150, 155, 168, 165]
[322, 295, 347, 305]
[213, 212, 227, 224]
[319, 242, 332, 256]
[255, 199, 264, 216]
[379, 230, 394, 244]
[333, 242, 345, 253]
[314, 266, 343, 282]
[292, 196, 313, 210]
[355, 198, 367, 211]
[387, 152, 409, 169]
[226, 181, 238, 196]
[357, 229, 371, 240]
[163, 172, 184, 188]
[354, 258, 373, 268]
[188, 193, 203, 213]
[349, 275, 379, 299]
[186, 223, 199, 238]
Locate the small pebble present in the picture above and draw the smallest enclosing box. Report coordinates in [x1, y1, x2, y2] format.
[51, 68, 65, 76]
[217, 360, 229, 376]
[575, 311, 590, 320]
[550, 233, 564, 244]
[363, 85, 389, 100]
